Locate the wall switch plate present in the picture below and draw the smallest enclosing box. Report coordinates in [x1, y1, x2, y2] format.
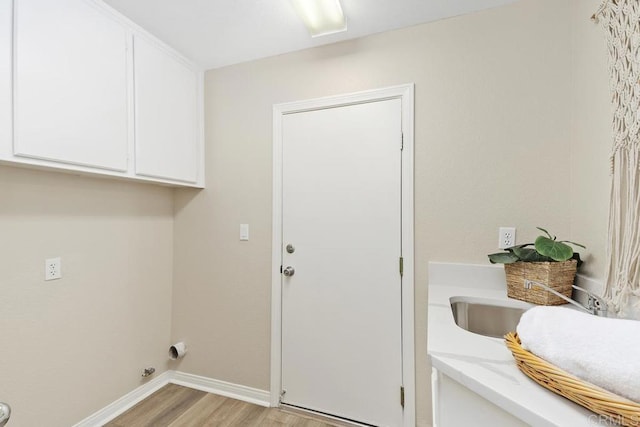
[498, 227, 516, 249]
[240, 224, 249, 241]
[45, 257, 62, 281]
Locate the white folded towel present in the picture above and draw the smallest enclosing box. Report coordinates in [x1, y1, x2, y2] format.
[517, 306, 640, 403]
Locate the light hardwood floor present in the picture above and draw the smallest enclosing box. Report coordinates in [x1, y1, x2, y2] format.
[104, 384, 341, 427]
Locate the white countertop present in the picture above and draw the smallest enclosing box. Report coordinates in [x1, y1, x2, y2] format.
[427, 262, 610, 426]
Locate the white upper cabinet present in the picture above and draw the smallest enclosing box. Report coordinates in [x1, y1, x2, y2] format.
[13, 0, 129, 171]
[0, 0, 11, 152]
[1, 0, 204, 187]
[133, 35, 200, 184]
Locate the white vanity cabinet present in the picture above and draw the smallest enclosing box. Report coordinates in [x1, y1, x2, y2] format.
[0, 0, 204, 188]
[133, 35, 201, 184]
[13, 0, 129, 171]
[432, 369, 529, 427]
[0, 0, 12, 151]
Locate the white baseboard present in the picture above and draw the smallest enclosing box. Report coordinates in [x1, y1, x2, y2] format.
[170, 371, 271, 407]
[72, 370, 172, 427]
[72, 370, 271, 426]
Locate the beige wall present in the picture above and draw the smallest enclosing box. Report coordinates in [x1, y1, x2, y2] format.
[0, 166, 174, 426]
[569, 0, 611, 278]
[171, 1, 593, 425]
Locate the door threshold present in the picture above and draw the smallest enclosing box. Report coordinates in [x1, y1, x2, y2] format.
[279, 403, 375, 427]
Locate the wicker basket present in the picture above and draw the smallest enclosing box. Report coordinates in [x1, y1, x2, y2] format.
[505, 332, 640, 426]
[505, 260, 577, 305]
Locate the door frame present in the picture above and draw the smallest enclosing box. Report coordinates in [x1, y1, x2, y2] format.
[270, 84, 415, 427]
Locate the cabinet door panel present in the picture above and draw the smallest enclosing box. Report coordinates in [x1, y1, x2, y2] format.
[14, 0, 129, 171]
[0, 0, 11, 153]
[134, 36, 198, 183]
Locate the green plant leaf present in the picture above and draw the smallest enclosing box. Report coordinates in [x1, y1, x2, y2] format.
[559, 240, 586, 249]
[488, 252, 520, 264]
[510, 243, 534, 249]
[512, 247, 553, 262]
[536, 227, 554, 240]
[534, 235, 574, 261]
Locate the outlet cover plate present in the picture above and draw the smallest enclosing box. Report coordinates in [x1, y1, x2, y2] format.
[45, 257, 62, 281]
[498, 227, 516, 249]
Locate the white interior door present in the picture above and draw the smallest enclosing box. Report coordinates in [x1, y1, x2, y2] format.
[281, 98, 403, 427]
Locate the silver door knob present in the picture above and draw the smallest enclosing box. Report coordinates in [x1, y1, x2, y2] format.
[283, 266, 295, 277]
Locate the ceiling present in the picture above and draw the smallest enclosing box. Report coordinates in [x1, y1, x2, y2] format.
[103, 0, 519, 70]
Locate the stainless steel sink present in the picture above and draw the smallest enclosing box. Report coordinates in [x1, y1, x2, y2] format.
[450, 297, 531, 338]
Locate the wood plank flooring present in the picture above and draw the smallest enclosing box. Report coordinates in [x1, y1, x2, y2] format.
[104, 384, 341, 427]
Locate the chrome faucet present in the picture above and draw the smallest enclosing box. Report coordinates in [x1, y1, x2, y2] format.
[524, 280, 608, 317]
[0, 402, 10, 427]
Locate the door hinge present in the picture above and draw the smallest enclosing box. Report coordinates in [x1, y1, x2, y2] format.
[400, 386, 405, 408]
[399, 257, 404, 277]
[401, 132, 404, 151]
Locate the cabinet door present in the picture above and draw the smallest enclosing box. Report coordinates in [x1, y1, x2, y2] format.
[13, 0, 129, 171]
[0, 0, 11, 153]
[133, 35, 199, 183]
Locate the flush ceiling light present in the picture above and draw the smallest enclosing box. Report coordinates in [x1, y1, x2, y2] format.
[291, 0, 347, 37]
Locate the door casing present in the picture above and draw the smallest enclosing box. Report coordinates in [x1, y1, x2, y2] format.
[271, 84, 415, 427]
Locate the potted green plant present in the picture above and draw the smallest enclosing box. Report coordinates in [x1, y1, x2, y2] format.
[488, 227, 585, 305]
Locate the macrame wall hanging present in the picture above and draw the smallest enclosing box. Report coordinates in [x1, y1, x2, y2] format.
[593, 0, 640, 319]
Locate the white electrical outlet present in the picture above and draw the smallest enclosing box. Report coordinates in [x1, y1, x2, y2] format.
[498, 227, 516, 249]
[45, 257, 62, 281]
